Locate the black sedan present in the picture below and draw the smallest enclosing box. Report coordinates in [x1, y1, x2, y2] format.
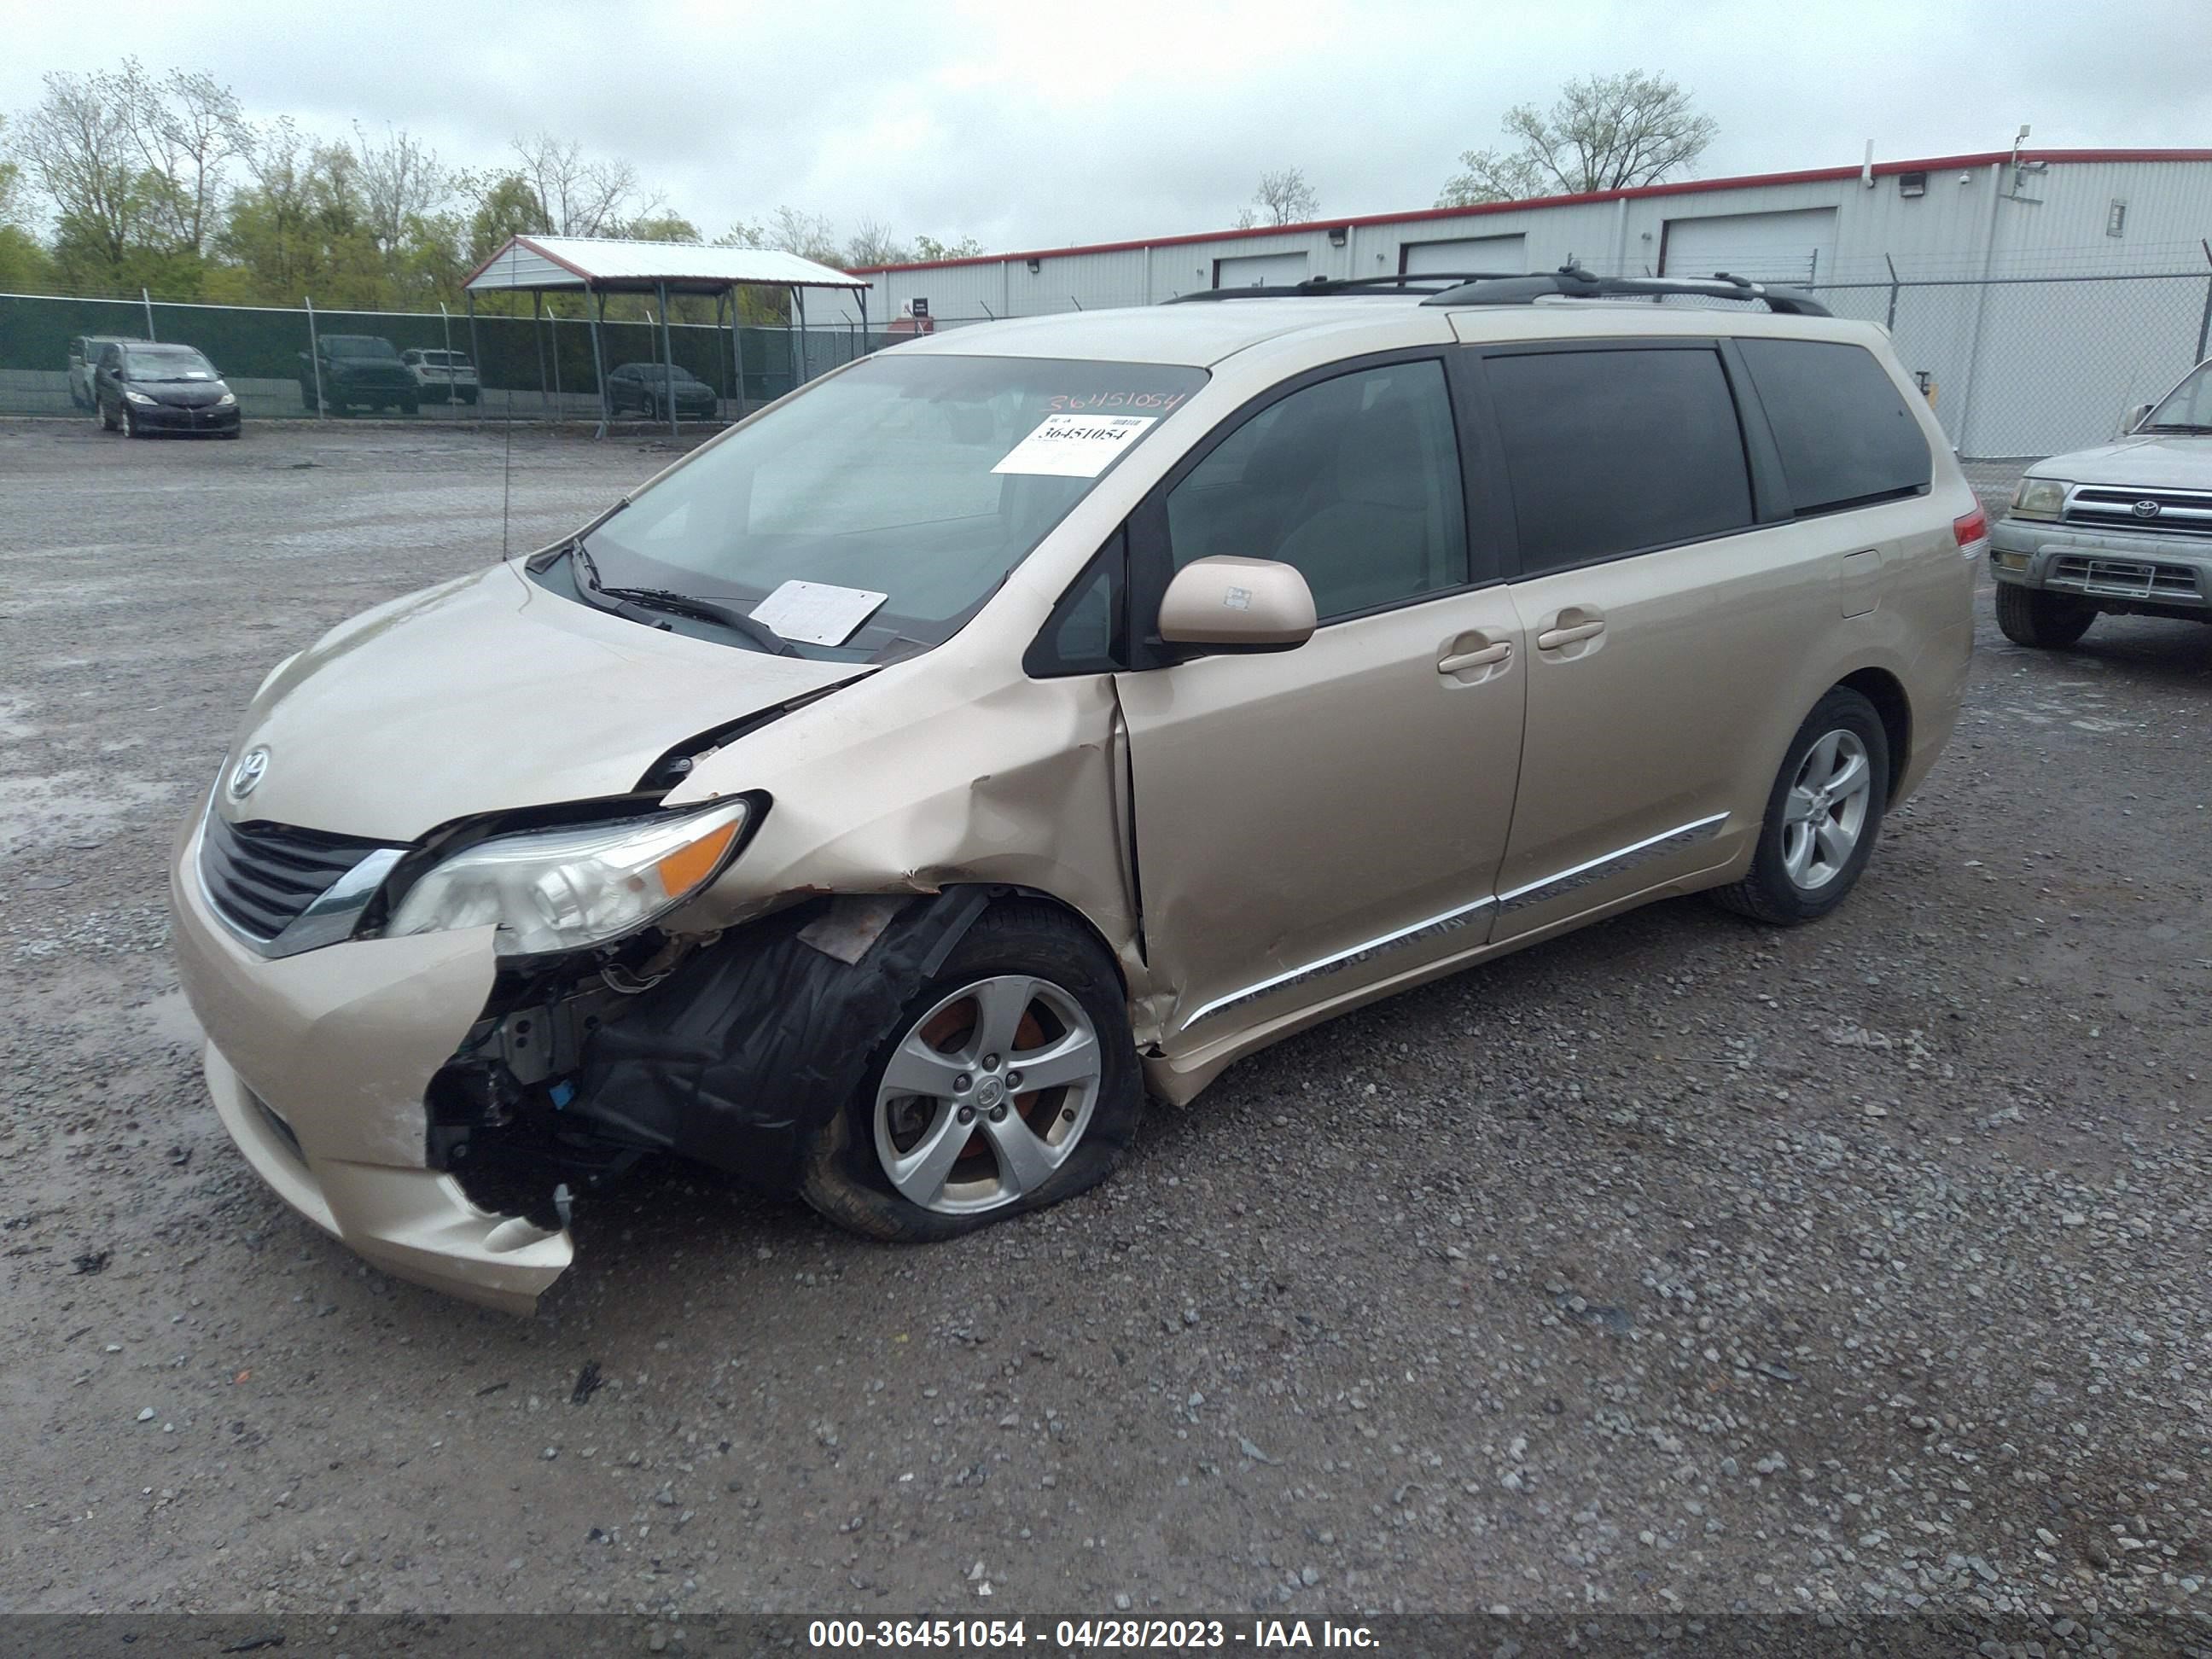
[95, 342, 242, 439]
[606, 362, 719, 422]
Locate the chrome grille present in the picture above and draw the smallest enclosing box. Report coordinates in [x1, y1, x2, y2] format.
[198, 812, 395, 943]
[2046, 556, 2203, 602]
[2062, 485, 2212, 538]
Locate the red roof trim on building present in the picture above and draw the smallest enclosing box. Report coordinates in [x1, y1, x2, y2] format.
[849, 149, 2212, 276]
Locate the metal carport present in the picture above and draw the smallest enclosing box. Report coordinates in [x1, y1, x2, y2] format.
[462, 235, 872, 436]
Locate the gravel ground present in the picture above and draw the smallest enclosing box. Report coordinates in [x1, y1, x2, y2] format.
[0, 419, 2206, 1633]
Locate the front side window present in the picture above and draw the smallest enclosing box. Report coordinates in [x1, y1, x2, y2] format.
[1486, 346, 1754, 576]
[579, 354, 1204, 661]
[1738, 338, 1930, 514]
[1165, 359, 1468, 620]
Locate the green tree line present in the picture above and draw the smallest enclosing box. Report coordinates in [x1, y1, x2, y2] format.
[0, 60, 982, 323]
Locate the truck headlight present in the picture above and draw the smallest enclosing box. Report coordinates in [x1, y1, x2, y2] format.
[2009, 478, 2068, 521]
[389, 800, 749, 957]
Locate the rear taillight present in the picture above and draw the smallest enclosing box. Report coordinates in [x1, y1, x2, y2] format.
[1953, 506, 1989, 559]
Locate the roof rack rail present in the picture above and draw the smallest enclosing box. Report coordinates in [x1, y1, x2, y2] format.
[1419, 265, 1831, 317]
[1165, 271, 1524, 303]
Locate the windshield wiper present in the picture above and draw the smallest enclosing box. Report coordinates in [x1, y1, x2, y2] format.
[2142, 422, 2212, 434]
[562, 541, 796, 657]
[598, 585, 800, 658]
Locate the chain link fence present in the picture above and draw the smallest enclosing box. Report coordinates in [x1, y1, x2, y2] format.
[0, 290, 897, 427]
[5, 268, 2209, 457]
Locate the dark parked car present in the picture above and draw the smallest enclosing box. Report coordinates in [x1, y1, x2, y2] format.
[607, 362, 719, 422]
[95, 342, 242, 439]
[300, 334, 419, 414]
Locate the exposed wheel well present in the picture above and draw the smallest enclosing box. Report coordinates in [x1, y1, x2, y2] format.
[1837, 668, 1911, 797]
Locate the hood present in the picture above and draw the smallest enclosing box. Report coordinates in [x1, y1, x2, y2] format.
[224, 563, 864, 842]
[149, 381, 230, 407]
[2029, 434, 2212, 491]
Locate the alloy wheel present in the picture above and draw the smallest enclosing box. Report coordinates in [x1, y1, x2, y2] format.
[872, 975, 1103, 1214]
[1780, 729, 1871, 891]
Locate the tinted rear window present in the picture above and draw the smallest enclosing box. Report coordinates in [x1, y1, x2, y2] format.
[1486, 346, 1754, 575]
[1738, 338, 1931, 514]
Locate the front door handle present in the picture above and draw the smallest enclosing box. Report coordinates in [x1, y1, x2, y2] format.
[1437, 642, 1511, 675]
[1536, 620, 1605, 650]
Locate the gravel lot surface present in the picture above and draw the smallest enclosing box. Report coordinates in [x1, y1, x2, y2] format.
[0, 420, 2205, 1634]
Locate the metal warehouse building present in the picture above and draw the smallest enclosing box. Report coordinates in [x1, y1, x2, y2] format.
[832, 148, 2212, 458]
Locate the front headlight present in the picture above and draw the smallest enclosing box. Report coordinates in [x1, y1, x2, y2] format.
[217, 391, 237, 406]
[389, 799, 749, 957]
[2009, 477, 2068, 521]
[124, 388, 156, 406]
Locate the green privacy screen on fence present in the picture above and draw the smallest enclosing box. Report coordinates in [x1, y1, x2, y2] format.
[0, 291, 899, 420]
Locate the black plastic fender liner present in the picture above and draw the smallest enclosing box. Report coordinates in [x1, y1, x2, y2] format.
[571, 888, 993, 1189]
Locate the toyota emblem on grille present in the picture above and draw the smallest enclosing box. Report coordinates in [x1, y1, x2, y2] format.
[227, 747, 271, 800]
[2133, 499, 2162, 520]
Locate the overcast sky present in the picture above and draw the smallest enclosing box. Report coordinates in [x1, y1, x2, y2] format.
[7, 0, 2209, 254]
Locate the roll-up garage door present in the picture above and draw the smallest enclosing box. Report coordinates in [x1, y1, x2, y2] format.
[1400, 234, 1528, 276]
[1659, 208, 1838, 285]
[1214, 250, 1310, 288]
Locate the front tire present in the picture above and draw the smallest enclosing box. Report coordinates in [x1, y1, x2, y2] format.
[800, 901, 1139, 1243]
[1994, 583, 2095, 648]
[1710, 687, 1889, 927]
[121, 404, 141, 439]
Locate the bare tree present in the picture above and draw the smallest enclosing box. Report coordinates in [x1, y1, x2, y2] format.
[1438, 71, 1717, 206]
[843, 216, 909, 268]
[120, 61, 242, 254]
[6, 69, 144, 265]
[725, 207, 847, 268]
[1233, 166, 1318, 229]
[911, 233, 983, 262]
[352, 123, 450, 252]
[509, 131, 649, 237]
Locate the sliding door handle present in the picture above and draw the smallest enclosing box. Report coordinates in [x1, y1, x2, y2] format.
[1536, 620, 1605, 650]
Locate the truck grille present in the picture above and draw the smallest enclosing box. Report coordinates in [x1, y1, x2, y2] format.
[2062, 486, 2212, 538]
[2046, 556, 2203, 603]
[198, 812, 396, 942]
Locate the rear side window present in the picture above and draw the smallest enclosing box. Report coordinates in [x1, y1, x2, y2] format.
[1738, 338, 1931, 515]
[1486, 347, 1754, 576]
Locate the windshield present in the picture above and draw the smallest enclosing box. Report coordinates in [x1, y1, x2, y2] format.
[329, 337, 400, 360]
[125, 346, 218, 381]
[2145, 364, 2212, 430]
[579, 353, 1204, 660]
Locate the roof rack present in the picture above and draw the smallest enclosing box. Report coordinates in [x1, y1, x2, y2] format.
[1420, 265, 1831, 317]
[1165, 271, 1524, 303]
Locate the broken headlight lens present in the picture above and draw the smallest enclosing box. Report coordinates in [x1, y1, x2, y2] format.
[388, 800, 748, 958]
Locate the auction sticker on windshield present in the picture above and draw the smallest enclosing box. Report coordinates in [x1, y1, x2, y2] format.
[992, 414, 1157, 478]
[749, 579, 890, 646]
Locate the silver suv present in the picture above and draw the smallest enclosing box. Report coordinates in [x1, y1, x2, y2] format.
[1990, 358, 2212, 645]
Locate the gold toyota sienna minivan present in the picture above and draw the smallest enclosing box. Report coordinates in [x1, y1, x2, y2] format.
[169, 270, 1980, 1312]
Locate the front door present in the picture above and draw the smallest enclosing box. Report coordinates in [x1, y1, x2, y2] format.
[1115, 355, 1527, 1051]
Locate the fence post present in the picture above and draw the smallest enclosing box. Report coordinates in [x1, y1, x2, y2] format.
[142, 288, 156, 342]
[439, 301, 457, 410]
[1884, 253, 1900, 332]
[2196, 241, 2212, 366]
[304, 295, 326, 419]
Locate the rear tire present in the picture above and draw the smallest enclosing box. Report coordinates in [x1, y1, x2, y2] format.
[1710, 687, 1889, 927]
[800, 901, 1139, 1243]
[398, 395, 419, 416]
[1994, 582, 2095, 648]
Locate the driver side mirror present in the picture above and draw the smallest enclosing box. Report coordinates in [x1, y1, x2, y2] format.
[2122, 402, 2152, 435]
[1157, 556, 1316, 653]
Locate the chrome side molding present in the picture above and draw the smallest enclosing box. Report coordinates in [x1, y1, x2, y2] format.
[1179, 812, 1730, 1033]
[1496, 812, 1729, 915]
